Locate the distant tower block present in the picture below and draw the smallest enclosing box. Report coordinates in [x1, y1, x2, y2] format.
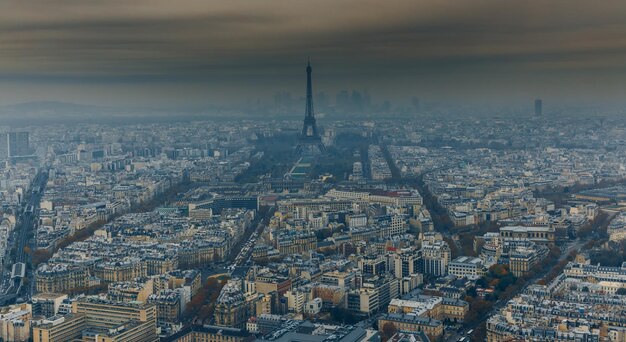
[296, 60, 325, 155]
[534, 99, 542, 116]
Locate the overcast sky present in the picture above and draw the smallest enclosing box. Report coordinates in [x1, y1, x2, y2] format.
[1, 0, 626, 107]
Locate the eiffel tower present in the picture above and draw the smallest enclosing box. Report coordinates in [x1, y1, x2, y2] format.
[296, 60, 325, 155]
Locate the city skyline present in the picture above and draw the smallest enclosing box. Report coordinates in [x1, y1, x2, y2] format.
[1, 2, 626, 342]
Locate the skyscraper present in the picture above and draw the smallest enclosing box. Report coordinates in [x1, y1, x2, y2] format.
[6, 132, 29, 157]
[0, 134, 8, 161]
[534, 99, 542, 116]
[17, 132, 30, 156]
[296, 60, 324, 155]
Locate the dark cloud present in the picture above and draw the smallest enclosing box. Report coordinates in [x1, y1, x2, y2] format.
[1, 0, 626, 106]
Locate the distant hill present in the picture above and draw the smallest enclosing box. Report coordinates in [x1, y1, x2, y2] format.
[0, 101, 115, 120]
[2, 101, 110, 113]
[0, 101, 251, 126]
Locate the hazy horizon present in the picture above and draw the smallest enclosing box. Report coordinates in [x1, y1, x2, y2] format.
[1, 0, 626, 108]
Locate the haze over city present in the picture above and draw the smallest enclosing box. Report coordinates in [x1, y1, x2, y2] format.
[1, 0, 626, 109]
[1, 2, 626, 342]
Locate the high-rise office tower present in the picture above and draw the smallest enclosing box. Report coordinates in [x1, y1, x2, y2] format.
[0, 134, 8, 161]
[296, 60, 324, 155]
[534, 99, 542, 116]
[16, 132, 30, 156]
[7, 133, 16, 157]
[5, 132, 30, 157]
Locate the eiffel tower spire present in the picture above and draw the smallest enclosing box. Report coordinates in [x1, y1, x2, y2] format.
[305, 60, 314, 118]
[297, 60, 324, 155]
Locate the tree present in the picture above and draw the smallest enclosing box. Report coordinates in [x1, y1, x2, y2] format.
[464, 298, 492, 326]
[315, 228, 333, 241]
[381, 322, 397, 341]
[183, 276, 229, 322]
[489, 264, 510, 278]
[548, 245, 562, 259]
[443, 236, 460, 259]
[32, 249, 53, 267]
[330, 307, 359, 325]
[459, 233, 480, 256]
[616, 288, 626, 295]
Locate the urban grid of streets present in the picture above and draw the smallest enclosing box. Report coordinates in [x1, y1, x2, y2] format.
[0, 114, 625, 342]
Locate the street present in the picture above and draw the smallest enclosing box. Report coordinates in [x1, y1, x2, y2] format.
[0, 168, 48, 305]
[444, 232, 596, 342]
